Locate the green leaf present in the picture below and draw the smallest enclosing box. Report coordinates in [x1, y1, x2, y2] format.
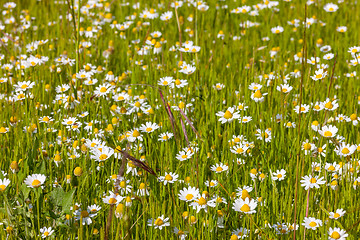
[49, 187, 65, 207]
[20, 183, 31, 200]
[61, 188, 76, 214]
[39, 160, 46, 175]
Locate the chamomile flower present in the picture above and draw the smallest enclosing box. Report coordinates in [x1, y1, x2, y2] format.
[318, 125, 338, 138]
[311, 68, 327, 81]
[231, 228, 249, 239]
[94, 83, 113, 97]
[25, 174, 46, 188]
[14, 81, 35, 91]
[205, 180, 218, 187]
[328, 227, 348, 240]
[210, 163, 229, 173]
[276, 84, 293, 93]
[216, 107, 240, 124]
[39, 116, 54, 123]
[158, 76, 174, 86]
[139, 122, 159, 133]
[323, 3, 338, 12]
[40, 227, 54, 238]
[173, 227, 187, 240]
[230, 144, 249, 155]
[0, 178, 10, 191]
[176, 149, 194, 161]
[236, 186, 253, 199]
[171, 78, 188, 88]
[118, 179, 133, 194]
[300, 175, 326, 190]
[158, 132, 174, 142]
[178, 186, 200, 202]
[74, 208, 97, 225]
[236, 102, 249, 111]
[271, 26, 284, 34]
[251, 90, 267, 102]
[213, 83, 225, 90]
[322, 98, 339, 111]
[336, 26, 347, 33]
[254, 128, 272, 142]
[158, 172, 179, 185]
[239, 116, 252, 123]
[147, 215, 170, 230]
[190, 193, 216, 213]
[90, 146, 114, 162]
[329, 209, 346, 219]
[302, 217, 322, 230]
[127, 129, 143, 142]
[232, 197, 257, 214]
[102, 191, 124, 205]
[334, 143, 356, 157]
[323, 53, 334, 60]
[271, 169, 286, 181]
[160, 11, 173, 21]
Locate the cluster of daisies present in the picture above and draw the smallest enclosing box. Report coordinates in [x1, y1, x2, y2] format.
[0, 0, 359, 239]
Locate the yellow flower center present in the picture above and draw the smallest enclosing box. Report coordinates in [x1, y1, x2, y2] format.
[240, 204, 250, 212]
[133, 130, 140, 137]
[324, 131, 332, 137]
[146, 127, 152, 132]
[325, 102, 333, 109]
[164, 174, 173, 181]
[0, 185, 6, 191]
[108, 197, 117, 204]
[197, 197, 207, 205]
[253, 90, 262, 98]
[120, 181, 126, 188]
[330, 231, 340, 239]
[304, 143, 311, 150]
[310, 178, 317, 183]
[99, 154, 108, 160]
[341, 148, 350, 154]
[185, 194, 194, 200]
[241, 190, 250, 200]
[223, 110, 233, 119]
[154, 218, 164, 226]
[32, 179, 41, 187]
[216, 166, 223, 172]
[333, 213, 340, 218]
[236, 148, 244, 153]
[309, 221, 317, 227]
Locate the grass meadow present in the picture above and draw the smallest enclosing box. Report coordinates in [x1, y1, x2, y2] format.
[0, 0, 360, 239]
